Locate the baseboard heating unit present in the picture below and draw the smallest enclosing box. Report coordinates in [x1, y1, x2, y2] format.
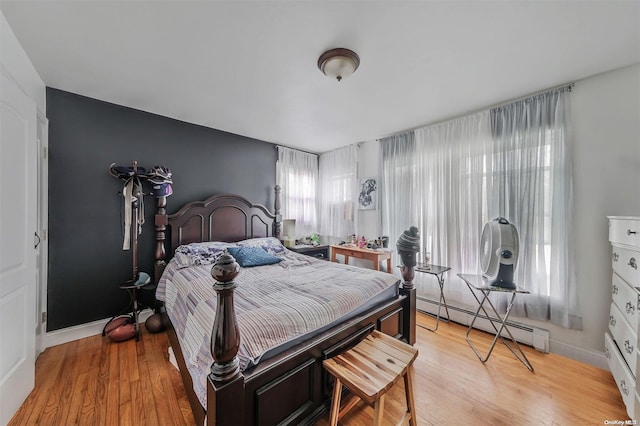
[416, 296, 550, 353]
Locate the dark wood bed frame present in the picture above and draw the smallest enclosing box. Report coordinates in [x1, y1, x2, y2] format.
[153, 186, 416, 426]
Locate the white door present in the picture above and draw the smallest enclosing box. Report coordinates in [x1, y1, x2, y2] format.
[0, 66, 38, 425]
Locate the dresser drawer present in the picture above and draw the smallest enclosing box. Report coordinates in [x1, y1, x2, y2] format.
[605, 332, 636, 418]
[610, 302, 638, 375]
[343, 249, 364, 259]
[611, 273, 640, 333]
[612, 245, 640, 288]
[610, 217, 640, 249]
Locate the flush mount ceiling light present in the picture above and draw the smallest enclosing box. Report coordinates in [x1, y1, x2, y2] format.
[317, 48, 360, 82]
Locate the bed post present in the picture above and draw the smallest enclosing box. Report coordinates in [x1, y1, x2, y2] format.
[274, 185, 282, 239]
[400, 276, 417, 346]
[154, 195, 168, 284]
[397, 226, 420, 345]
[207, 254, 245, 426]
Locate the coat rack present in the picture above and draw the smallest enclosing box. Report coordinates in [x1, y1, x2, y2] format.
[104, 160, 172, 341]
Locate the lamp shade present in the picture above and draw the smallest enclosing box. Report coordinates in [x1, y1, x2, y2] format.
[283, 219, 296, 237]
[318, 48, 360, 82]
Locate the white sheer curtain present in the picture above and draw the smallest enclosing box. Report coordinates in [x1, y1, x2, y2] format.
[379, 132, 419, 270]
[276, 146, 318, 236]
[490, 88, 579, 329]
[318, 145, 358, 239]
[382, 87, 581, 329]
[415, 111, 493, 306]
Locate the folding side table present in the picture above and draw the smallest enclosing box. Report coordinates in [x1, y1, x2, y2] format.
[458, 273, 534, 372]
[400, 263, 451, 331]
[416, 264, 451, 331]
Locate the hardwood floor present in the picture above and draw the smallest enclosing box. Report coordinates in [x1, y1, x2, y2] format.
[9, 325, 195, 425]
[10, 313, 628, 425]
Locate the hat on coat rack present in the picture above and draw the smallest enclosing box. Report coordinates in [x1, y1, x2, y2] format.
[144, 165, 173, 198]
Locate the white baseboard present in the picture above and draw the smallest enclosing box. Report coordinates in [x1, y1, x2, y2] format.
[550, 338, 609, 370]
[42, 309, 153, 350]
[417, 296, 609, 369]
[417, 296, 550, 352]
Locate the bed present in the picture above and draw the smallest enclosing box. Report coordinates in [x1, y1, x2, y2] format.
[152, 186, 416, 425]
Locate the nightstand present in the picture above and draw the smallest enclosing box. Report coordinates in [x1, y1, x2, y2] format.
[289, 244, 330, 260]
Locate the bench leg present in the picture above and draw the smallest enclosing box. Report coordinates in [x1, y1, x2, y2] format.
[373, 393, 385, 426]
[329, 378, 342, 426]
[404, 368, 417, 426]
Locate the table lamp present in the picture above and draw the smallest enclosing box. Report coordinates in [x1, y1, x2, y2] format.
[282, 219, 296, 247]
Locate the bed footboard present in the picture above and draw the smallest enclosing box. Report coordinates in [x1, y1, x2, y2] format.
[205, 276, 416, 426]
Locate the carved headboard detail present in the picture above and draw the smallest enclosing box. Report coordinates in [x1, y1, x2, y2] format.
[154, 186, 282, 283]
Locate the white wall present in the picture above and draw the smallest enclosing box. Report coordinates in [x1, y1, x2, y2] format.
[357, 64, 640, 364]
[0, 10, 45, 112]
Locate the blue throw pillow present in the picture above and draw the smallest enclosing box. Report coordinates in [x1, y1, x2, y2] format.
[227, 246, 283, 268]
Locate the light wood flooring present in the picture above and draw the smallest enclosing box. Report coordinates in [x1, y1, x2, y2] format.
[10, 312, 628, 425]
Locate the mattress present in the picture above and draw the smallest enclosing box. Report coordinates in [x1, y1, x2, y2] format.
[156, 247, 399, 408]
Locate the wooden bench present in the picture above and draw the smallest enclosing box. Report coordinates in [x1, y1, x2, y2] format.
[323, 330, 419, 425]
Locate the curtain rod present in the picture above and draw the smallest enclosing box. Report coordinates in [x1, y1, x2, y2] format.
[376, 81, 575, 141]
[275, 144, 319, 156]
[276, 143, 360, 156]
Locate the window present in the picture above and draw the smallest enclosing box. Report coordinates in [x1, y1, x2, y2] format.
[381, 87, 580, 329]
[318, 145, 358, 238]
[276, 146, 318, 236]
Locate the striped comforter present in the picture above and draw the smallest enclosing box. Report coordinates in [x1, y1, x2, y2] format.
[156, 248, 399, 409]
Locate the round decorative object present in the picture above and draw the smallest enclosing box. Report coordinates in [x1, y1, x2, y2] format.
[480, 217, 519, 289]
[107, 323, 136, 342]
[145, 313, 165, 333]
[480, 217, 519, 277]
[317, 48, 360, 82]
[104, 316, 131, 335]
[211, 253, 240, 282]
[396, 226, 420, 267]
[104, 316, 136, 342]
[396, 226, 420, 252]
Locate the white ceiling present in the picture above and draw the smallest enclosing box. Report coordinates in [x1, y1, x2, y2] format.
[1, 1, 639, 153]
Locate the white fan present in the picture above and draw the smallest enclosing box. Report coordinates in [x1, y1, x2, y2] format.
[480, 217, 519, 289]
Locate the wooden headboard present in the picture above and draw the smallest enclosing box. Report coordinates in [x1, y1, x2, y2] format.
[153, 186, 282, 282]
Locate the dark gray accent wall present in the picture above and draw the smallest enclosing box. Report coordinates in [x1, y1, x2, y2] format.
[46, 88, 277, 331]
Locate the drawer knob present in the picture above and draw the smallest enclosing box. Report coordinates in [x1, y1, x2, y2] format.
[628, 229, 638, 236]
[612, 284, 619, 295]
[621, 379, 630, 395]
[605, 347, 611, 359]
[626, 301, 636, 314]
[613, 252, 619, 262]
[629, 257, 637, 270]
[625, 339, 634, 354]
[610, 315, 616, 327]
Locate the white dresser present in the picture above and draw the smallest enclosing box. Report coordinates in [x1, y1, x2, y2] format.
[606, 216, 640, 418]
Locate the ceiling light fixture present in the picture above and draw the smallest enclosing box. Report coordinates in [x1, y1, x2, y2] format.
[317, 48, 360, 82]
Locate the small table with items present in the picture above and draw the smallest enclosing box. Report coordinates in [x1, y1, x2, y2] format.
[458, 273, 534, 372]
[412, 264, 451, 332]
[288, 244, 330, 261]
[330, 244, 392, 272]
